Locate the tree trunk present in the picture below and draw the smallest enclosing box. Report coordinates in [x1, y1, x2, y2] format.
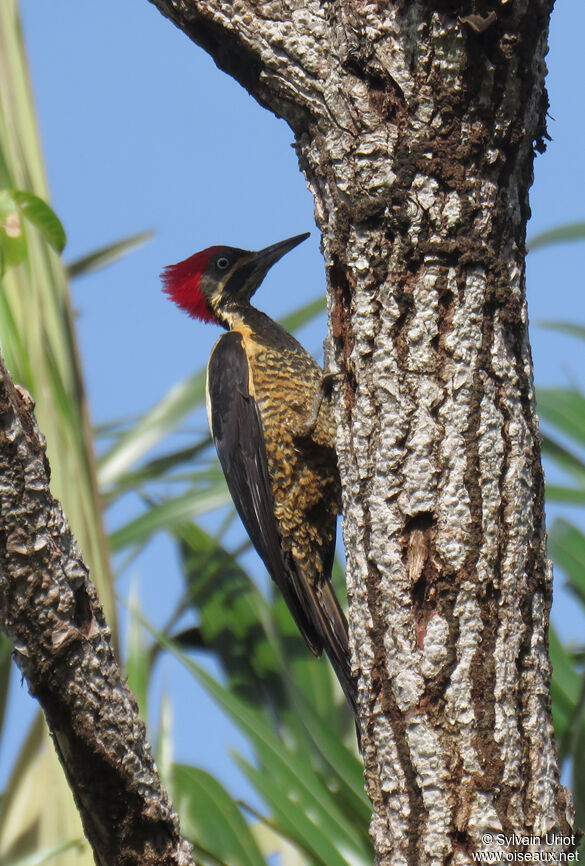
[147, 1, 574, 861]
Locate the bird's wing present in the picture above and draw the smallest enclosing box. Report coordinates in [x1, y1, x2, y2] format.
[207, 331, 323, 656]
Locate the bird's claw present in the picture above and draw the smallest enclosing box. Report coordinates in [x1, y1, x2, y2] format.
[298, 372, 338, 438]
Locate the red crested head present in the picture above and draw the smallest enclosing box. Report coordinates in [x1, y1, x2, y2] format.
[161, 247, 223, 323]
[162, 233, 310, 327]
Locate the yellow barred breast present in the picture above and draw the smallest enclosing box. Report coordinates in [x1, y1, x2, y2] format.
[234, 319, 339, 587]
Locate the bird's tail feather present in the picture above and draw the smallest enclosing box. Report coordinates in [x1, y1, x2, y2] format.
[313, 582, 358, 719]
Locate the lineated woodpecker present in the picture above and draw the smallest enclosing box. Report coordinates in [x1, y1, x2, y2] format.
[161, 233, 356, 715]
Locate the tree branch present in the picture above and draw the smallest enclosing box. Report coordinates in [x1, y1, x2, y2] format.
[0, 356, 195, 866]
[146, 0, 329, 131]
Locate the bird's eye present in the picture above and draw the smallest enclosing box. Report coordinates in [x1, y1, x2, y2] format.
[216, 256, 230, 270]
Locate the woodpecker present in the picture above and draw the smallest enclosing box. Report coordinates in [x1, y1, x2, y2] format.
[161, 233, 356, 715]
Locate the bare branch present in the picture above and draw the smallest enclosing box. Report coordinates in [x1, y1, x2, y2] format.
[0, 357, 195, 866]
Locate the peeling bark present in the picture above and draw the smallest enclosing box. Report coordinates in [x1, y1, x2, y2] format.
[0, 358, 194, 866]
[147, 1, 574, 862]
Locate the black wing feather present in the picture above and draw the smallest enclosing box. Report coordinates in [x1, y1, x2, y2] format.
[207, 331, 324, 657]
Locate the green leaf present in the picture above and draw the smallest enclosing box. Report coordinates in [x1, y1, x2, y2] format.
[545, 486, 585, 505]
[537, 389, 585, 447]
[109, 486, 231, 552]
[124, 580, 150, 716]
[176, 522, 286, 708]
[527, 221, 585, 251]
[0, 631, 13, 736]
[155, 694, 174, 789]
[0, 2, 116, 853]
[249, 821, 305, 866]
[98, 371, 208, 488]
[549, 518, 585, 605]
[287, 688, 370, 820]
[177, 521, 356, 736]
[542, 434, 585, 488]
[67, 229, 154, 279]
[12, 190, 66, 252]
[5, 838, 84, 866]
[174, 764, 266, 866]
[105, 441, 217, 502]
[0, 188, 26, 271]
[538, 322, 585, 344]
[146, 627, 369, 863]
[549, 625, 580, 755]
[280, 295, 326, 334]
[572, 716, 585, 835]
[94, 416, 136, 439]
[236, 757, 358, 866]
[271, 589, 345, 728]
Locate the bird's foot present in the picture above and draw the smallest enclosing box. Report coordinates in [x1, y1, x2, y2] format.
[298, 372, 338, 438]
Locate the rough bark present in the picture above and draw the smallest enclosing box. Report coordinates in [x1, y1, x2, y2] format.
[146, 1, 574, 862]
[0, 357, 195, 866]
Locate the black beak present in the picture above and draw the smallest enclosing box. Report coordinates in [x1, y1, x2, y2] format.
[225, 232, 310, 302]
[251, 232, 310, 272]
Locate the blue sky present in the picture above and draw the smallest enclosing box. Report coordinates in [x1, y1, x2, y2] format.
[5, 0, 584, 804]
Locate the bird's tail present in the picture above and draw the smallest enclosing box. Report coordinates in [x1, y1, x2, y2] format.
[313, 581, 358, 719]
